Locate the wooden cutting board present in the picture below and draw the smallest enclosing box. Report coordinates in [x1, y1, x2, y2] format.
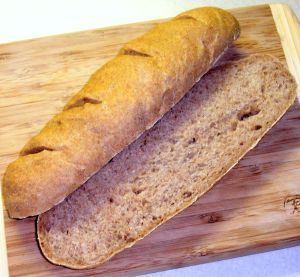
[1, 4, 300, 277]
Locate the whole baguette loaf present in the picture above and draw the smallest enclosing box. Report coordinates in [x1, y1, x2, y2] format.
[3, 7, 239, 218]
[38, 55, 297, 269]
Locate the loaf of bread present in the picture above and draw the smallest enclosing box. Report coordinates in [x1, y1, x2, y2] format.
[38, 55, 297, 269]
[2, 7, 239, 218]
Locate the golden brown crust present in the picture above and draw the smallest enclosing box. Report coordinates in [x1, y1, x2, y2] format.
[3, 7, 240, 218]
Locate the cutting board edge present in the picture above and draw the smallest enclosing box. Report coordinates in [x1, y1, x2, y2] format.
[270, 3, 300, 97]
[127, 239, 300, 277]
[0, 194, 8, 277]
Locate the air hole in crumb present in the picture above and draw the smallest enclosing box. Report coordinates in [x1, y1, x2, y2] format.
[109, 198, 114, 203]
[151, 167, 158, 173]
[126, 237, 135, 243]
[183, 191, 192, 198]
[217, 132, 221, 136]
[152, 216, 157, 220]
[132, 187, 143, 195]
[238, 105, 261, 121]
[231, 121, 237, 131]
[189, 137, 197, 144]
[142, 199, 148, 206]
[210, 122, 216, 128]
[253, 125, 262, 130]
[186, 152, 195, 160]
[240, 142, 244, 146]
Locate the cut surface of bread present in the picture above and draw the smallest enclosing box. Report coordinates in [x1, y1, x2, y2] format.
[38, 55, 297, 269]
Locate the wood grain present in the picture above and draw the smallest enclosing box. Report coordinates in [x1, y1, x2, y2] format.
[1, 4, 300, 277]
[271, 3, 300, 94]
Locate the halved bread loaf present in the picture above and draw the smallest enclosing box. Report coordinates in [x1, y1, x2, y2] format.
[3, 7, 240, 218]
[38, 55, 297, 269]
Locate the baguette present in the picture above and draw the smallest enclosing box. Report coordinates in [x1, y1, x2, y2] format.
[38, 55, 297, 269]
[3, 7, 239, 218]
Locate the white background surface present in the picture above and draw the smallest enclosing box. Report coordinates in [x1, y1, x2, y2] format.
[0, 1, 300, 277]
[0, 0, 300, 44]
